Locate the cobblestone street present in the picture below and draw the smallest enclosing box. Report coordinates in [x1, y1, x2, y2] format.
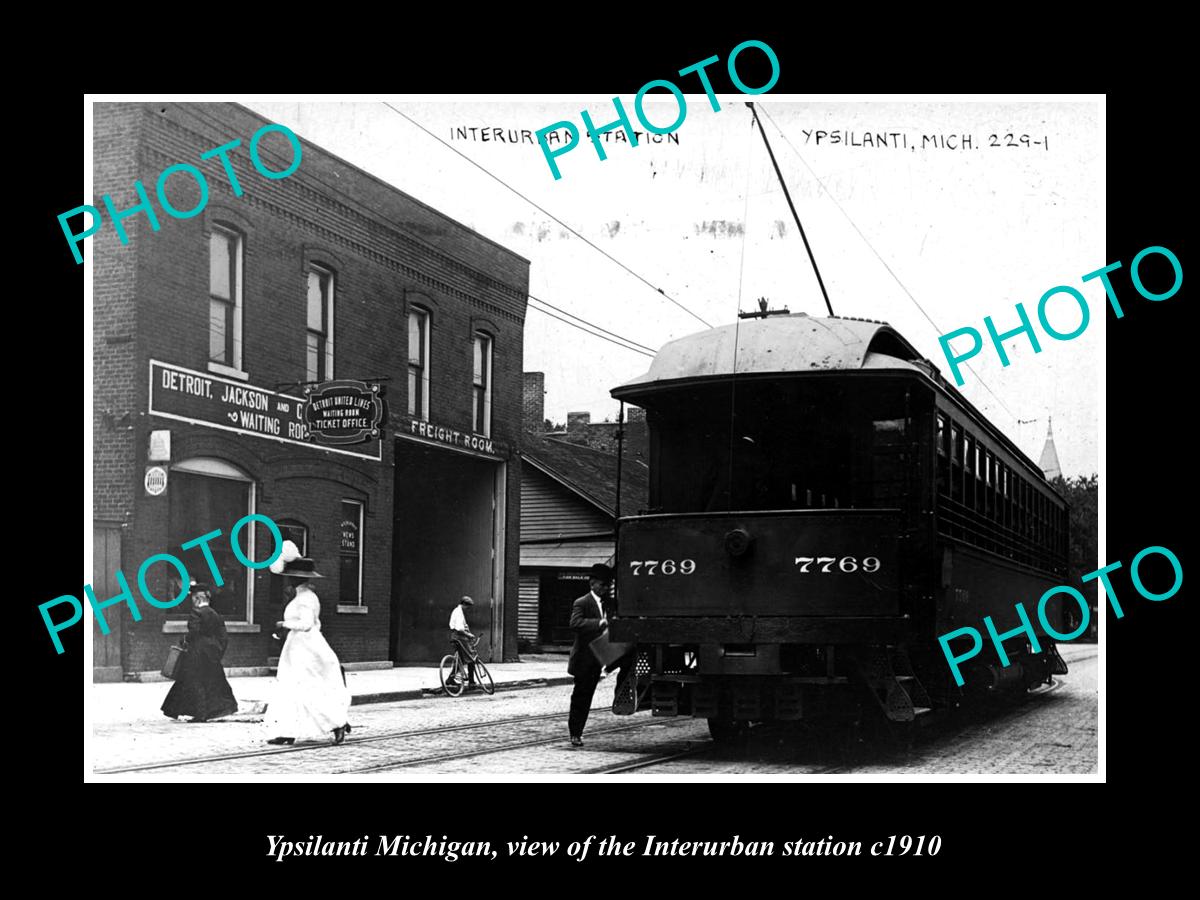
[91, 645, 1097, 776]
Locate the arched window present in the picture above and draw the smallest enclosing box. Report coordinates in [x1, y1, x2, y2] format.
[168, 457, 257, 625]
[307, 264, 335, 383]
[408, 306, 431, 420]
[274, 518, 309, 556]
[473, 330, 493, 436]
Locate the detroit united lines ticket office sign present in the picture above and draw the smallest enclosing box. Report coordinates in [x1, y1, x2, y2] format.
[149, 360, 383, 461]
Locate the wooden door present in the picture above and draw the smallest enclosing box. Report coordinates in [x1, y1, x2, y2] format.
[92, 523, 123, 682]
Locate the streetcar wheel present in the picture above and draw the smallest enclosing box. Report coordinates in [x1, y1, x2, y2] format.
[707, 717, 749, 745]
[440, 654, 465, 697]
[475, 660, 496, 695]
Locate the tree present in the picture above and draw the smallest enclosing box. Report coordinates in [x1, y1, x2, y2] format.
[1056, 473, 1098, 641]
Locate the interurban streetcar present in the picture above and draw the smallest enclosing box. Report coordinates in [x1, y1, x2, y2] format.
[609, 312, 1069, 741]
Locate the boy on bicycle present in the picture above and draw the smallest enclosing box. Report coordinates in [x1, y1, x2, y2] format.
[447, 596, 478, 687]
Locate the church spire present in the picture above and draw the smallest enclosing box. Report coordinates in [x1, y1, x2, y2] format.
[1039, 417, 1062, 480]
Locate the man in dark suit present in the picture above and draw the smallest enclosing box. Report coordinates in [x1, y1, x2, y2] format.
[567, 563, 631, 747]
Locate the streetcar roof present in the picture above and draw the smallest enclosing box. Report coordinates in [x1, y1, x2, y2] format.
[612, 313, 1063, 499]
[612, 314, 925, 392]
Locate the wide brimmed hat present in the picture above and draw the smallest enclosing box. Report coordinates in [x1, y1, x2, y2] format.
[279, 558, 326, 579]
[269, 540, 326, 579]
[460, 596, 475, 606]
[589, 563, 613, 581]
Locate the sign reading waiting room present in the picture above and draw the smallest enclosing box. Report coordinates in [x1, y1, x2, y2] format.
[149, 360, 382, 461]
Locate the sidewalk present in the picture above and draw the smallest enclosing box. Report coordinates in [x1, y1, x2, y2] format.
[90, 656, 573, 727]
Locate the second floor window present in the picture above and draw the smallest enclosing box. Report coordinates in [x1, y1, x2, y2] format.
[473, 331, 493, 436]
[408, 307, 430, 419]
[306, 265, 334, 383]
[209, 226, 243, 370]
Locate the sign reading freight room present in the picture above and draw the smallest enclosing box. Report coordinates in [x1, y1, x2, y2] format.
[403, 416, 507, 457]
[149, 360, 382, 460]
[304, 380, 386, 446]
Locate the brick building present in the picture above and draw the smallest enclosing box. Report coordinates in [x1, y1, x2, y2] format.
[521, 372, 648, 461]
[92, 102, 528, 680]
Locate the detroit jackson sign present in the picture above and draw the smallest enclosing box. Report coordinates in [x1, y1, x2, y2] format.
[304, 380, 386, 446]
[149, 360, 381, 461]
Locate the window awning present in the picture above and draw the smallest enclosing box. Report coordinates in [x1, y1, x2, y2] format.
[520, 540, 614, 569]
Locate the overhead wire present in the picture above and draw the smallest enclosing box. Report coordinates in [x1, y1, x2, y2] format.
[725, 109, 758, 511]
[381, 102, 713, 330]
[755, 104, 1019, 425]
[527, 302, 655, 358]
[176, 102, 666, 363]
[527, 294, 657, 354]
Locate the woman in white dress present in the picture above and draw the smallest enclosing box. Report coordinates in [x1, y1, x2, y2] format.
[265, 541, 352, 745]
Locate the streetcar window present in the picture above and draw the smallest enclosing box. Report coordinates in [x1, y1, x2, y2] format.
[1032, 489, 1039, 552]
[872, 418, 906, 442]
[1004, 466, 1013, 530]
[983, 451, 993, 521]
[1022, 480, 1031, 539]
[1032, 489, 1040, 545]
[992, 455, 1000, 523]
[642, 377, 920, 514]
[936, 414, 950, 496]
[1014, 476, 1023, 541]
[950, 423, 962, 504]
[964, 435, 976, 513]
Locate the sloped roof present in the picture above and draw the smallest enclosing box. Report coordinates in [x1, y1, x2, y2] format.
[520, 541, 615, 568]
[613, 314, 923, 397]
[522, 432, 650, 517]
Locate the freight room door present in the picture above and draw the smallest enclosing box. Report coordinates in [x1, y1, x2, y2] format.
[392, 442, 496, 663]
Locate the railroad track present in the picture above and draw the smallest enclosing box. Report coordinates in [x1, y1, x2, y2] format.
[95, 707, 606, 774]
[597, 671, 1085, 776]
[95, 707, 702, 775]
[98, 660, 1094, 775]
[588, 743, 712, 774]
[351, 717, 701, 774]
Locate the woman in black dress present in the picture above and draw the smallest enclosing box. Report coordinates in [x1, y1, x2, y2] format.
[161, 582, 239, 722]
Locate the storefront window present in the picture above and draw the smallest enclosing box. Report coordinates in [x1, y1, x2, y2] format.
[168, 458, 254, 623]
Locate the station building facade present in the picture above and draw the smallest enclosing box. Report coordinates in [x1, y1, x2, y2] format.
[92, 102, 528, 680]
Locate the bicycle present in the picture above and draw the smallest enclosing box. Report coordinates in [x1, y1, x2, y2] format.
[439, 638, 495, 697]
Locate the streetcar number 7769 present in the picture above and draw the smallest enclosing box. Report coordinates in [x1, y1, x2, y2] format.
[794, 556, 880, 573]
[628, 559, 696, 576]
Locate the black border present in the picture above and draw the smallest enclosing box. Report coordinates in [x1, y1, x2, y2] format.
[35, 32, 1183, 878]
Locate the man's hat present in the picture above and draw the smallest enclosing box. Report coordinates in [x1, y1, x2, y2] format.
[460, 596, 475, 606]
[188, 580, 214, 596]
[589, 563, 613, 581]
